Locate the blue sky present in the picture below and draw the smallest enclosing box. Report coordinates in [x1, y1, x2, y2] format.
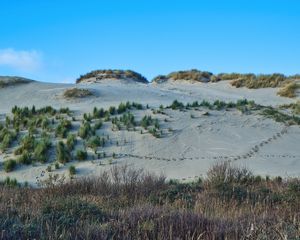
[0, 0, 299, 83]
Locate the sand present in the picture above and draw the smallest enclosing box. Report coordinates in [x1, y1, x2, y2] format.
[0, 79, 299, 186]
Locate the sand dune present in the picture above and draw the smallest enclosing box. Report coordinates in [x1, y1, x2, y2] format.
[0, 78, 299, 186]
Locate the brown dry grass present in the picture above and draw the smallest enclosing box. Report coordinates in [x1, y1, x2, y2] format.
[0, 163, 299, 239]
[277, 82, 300, 98]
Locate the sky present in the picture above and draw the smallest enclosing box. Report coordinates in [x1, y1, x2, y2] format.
[0, 0, 299, 83]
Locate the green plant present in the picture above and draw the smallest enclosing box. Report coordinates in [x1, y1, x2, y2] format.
[69, 165, 76, 176]
[66, 133, 76, 150]
[56, 141, 71, 164]
[76, 149, 88, 161]
[3, 159, 17, 172]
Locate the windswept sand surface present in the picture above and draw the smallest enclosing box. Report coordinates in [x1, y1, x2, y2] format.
[0, 80, 299, 185]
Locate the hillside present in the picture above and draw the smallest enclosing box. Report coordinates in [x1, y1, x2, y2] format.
[0, 76, 34, 88]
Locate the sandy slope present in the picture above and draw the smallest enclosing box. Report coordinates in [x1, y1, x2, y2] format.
[0, 79, 299, 185]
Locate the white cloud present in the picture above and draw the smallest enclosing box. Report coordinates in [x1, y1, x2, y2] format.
[0, 48, 42, 72]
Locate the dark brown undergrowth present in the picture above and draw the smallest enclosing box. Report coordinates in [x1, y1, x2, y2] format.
[0, 163, 299, 239]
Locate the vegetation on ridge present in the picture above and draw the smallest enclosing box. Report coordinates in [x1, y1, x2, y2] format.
[76, 69, 148, 83]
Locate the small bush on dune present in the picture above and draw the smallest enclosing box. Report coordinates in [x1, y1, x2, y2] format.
[3, 159, 17, 172]
[66, 133, 76, 150]
[69, 165, 76, 176]
[34, 138, 51, 163]
[63, 88, 93, 98]
[78, 122, 93, 139]
[277, 82, 300, 98]
[55, 119, 72, 138]
[56, 141, 71, 164]
[76, 149, 88, 161]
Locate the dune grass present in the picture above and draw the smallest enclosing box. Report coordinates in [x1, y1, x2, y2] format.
[0, 163, 299, 239]
[63, 88, 93, 99]
[277, 82, 300, 98]
[76, 69, 148, 83]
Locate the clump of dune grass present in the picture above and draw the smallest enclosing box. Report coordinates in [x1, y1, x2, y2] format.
[231, 73, 289, 88]
[152, 69, 217, 83]
[63, 88, 93, 99]
[277, 82, 300, 98]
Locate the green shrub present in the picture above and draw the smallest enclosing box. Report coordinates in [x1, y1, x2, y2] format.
[1, 177, 19, 187]
[69, 165, 76, 176]
[78, 122, 93, 139]
[3, 159, 17, 172]
[170, 100, 184, 110]
[17, 151, 32, 165]
[34, 138, 51, 163]
[66, 133, 76, 150]
[56, 141, 71, 164]
[76, 149, 88, 161]
[55, 119, 72, 138]
[0, 128, 16, 151]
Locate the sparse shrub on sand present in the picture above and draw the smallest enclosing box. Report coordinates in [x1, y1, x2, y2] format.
[169, 100, 185, 110]
[66, 133, 76, 150]
[280, 101, 300, 115]
[55, 119, 72, 138]
[56, 141, 71, 164]
[63, 88, 93, 99]
[34, 138, 51, 163]
[78, 122, 93, 139]
[3, 159, 17, 172]
[76, 149, 88, 161]
[261, 107, 300, 125]
[87, 136, 105, 150]
[17, 151, 32, 165]
[0, 128, 16, 151]
[69, 165, 76, 176]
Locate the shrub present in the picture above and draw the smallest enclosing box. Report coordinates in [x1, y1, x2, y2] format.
[78, 122, 93, 139]
[0, 177, 19, 187]
[66, 134, 76, 150]
[169, 100, 185, 110]
[56, 141, 71, 164]
[76, 149, 88, 161]
[69, 165, 76, 176]
[3, 159, 17, 172]
[55, 119, 72, 138]
[17, 151, 32, 165]
[0, 128, 16, 151]
[34, 138, 51, 163]
[63, 88, 93, 98]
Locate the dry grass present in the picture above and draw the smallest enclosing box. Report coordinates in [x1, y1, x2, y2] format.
[152, 69, 218, 83]
[63, 88, 93, 98]
[0, 163, 299, 239]
[277, 82, 300, 98]
[230, 73, 289, 88]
